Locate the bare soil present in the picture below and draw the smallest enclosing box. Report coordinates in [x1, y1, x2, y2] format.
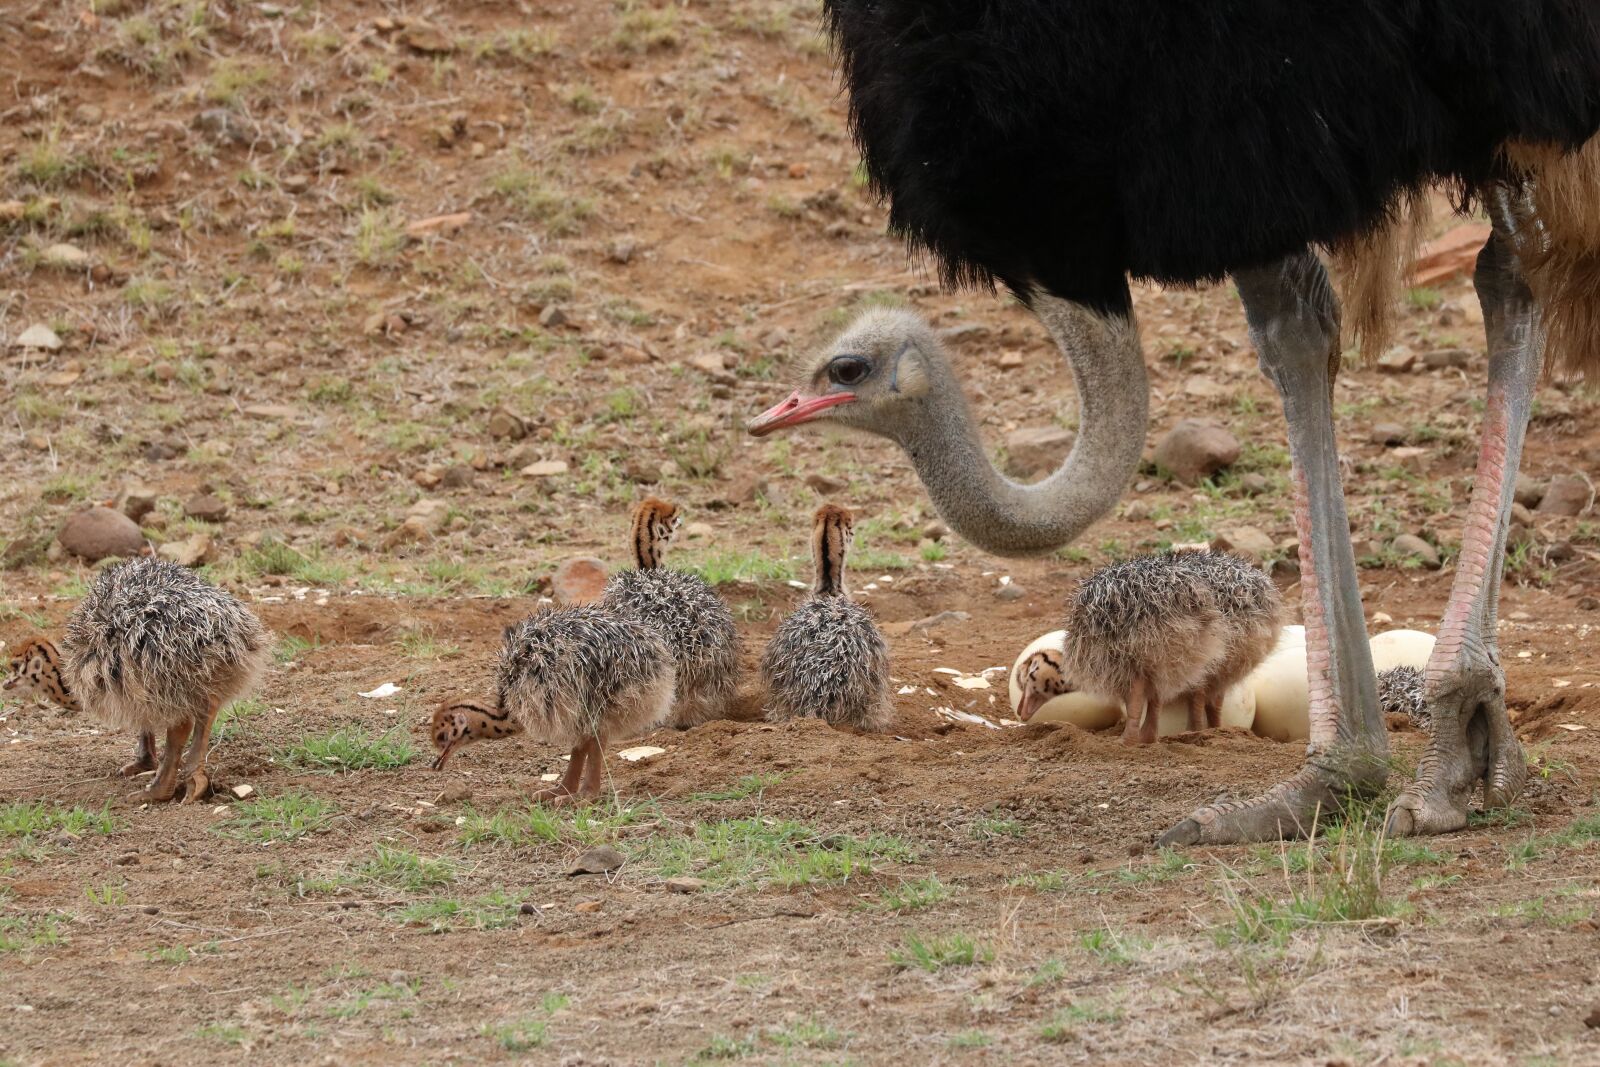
[4, 3, 1600, 1065]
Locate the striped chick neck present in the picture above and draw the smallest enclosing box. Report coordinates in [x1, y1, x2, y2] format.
[811, 505, 854, 597]
[630, 497, 682, 570]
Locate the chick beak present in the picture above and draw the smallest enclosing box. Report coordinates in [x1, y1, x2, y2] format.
[431, 739, 461, 772]
[746, 390, 857, 437]
[1017, 689, 1049, 723]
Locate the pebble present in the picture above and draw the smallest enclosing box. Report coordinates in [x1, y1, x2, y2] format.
[607, 237, 638, 264]
[994, 584, 1027, 602]
[15, 323, 62, 350]
[521, 460, 569, 478]
[624, 459, 661, 484]
[1536, 475, 1592, 517]
[183, 493, 229, 523]
[569, 845, 626, 876]
[1212, 525, 1275, 561]
[665, 877, 707, 893]
[440, 466, 475, 490]
[1391, 534, 1441, 569]
[157, 533, 213, 567]
[1514, 473, 1547, 510]
[1421, 348, 1472, 369]
[59, 507, 145, 562]
[553, 557, 609, 606]
[487, 409, 526, 440]
[803, 472, 850, 494]
[41, 243, 90, 268]
[1376, 346, 1416, 374]
[922, 520, 949, 542]
[113, 853, 140, 866]
[118, 486, 159, 522]
[1371, 422, 1408, 446]
[538, 305, 568, 329]
[1152, 419, 1241, 485]
[1235, 472, 1271, 496]
[1003, 426, 1075, 479]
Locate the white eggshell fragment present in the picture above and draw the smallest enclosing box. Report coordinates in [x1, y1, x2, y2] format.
[1007, 630, 1122, 731]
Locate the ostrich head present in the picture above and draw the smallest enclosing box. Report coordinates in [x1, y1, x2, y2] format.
[1015, 647, 1077, 722]
[747, 309, 942, 444]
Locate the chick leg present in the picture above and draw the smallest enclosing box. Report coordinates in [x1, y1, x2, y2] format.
[177, 700, 223, 804]
[530, 738, 592, 805]
[119, 731, 156, 778]
[1186, 691, 1207, 733]
[1120, 679, 1151, 746]
[135, 722, 193, 803]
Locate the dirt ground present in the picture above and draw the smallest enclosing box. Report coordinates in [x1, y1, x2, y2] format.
[4, 3, 1600, 1065]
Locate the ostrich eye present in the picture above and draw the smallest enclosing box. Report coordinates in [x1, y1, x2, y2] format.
[827, 355, 871, 386]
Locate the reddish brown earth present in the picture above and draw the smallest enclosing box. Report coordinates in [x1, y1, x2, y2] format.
[3, 3, 1600, 1065]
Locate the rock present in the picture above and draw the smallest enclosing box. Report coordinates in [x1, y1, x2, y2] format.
[1391, 534, 1441, 569]
[538, 305, 567, 329]
[412, 467, 443, 490]
[183, 493, 228, 523]
[1537, 475, 1592, 517]
[243, 404, 297, 420]
[406, 498, 451, 532]
[1182, 375, 1229, 400]
[157, 533, 213, 567]
[664, 877, 706, 894]
[1389, 446, 1431, 474]
[193, 108, 250, 144]
[1578, 596, 1599, 612]
[803, 472, 850, 495]
[624, 458, 661, 484]
[1152, 419, 1240, 485]
[118, 486, 158, 522]
[1421, 348, 1471, 370]
[1213, 526, 1275, 561]
[1003, 426, 1076, 479]
[15, 323, 62, 351]
[1376, 347, 1416, 374]
[1585, 1005, 1600, 1030]
[404, 211, 472, 237]
[59, 507, 144, 562]
[884, 610, 972, 639]
[688, 352, 734, 382]
[113, 852, 140, 866]
[995, 583, 1027, 602]
[435, 783, 472, 804]
[1511, 503, 1536, 528]
[997, 351, 1024, 370]
[1371, 423, 1408, 446]
[1235, 472, 1271, 496]
[607, 237, 638, 264]
[1412, 223, 1492, 286]
[487, 409, 526, 440]
[553, 557, 608, 606]
[440, 466, 475, 490]
[398, 21, 454, 53]
[520, 460, 568, 478]
[40, 243, 90, 268]
[1514, 473, 1546, 509]
[922, 520, 949, 542]
[568, 845, 626, 876]
[231, 784, 255, 800]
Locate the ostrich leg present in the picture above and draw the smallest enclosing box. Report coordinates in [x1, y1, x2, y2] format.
[1163, 252, 1388, 845]
[1388, 202, 1539, 835]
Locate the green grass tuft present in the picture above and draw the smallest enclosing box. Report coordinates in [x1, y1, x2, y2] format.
[889, 932, 993, 972]
[278, 726, 415, 773]
[218, 791, 335, 844]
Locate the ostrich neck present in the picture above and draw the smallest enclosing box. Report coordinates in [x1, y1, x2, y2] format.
[900, 294, 1149, 557]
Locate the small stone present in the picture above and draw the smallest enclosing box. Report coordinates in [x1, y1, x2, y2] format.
[487, 409, 526, 440]
[997, 350, 1024, 370]
[1371, 423, 1408, 446]
[157, 533, 213, 568]
[574, 899, 603, 913]
[231, 784, 255, 800]
[1212, 526, 1275, 561]
[406, 498, 451, 533]
[1537, 475, 1592, 517]
[1003, 426, 1076, 479]
[519, 903, 538, 915]
[803, 472, 850, 495]
[398, 21, 454, 53]
[1376, 347, 1416, 374]
[282, 175, 310, 195]
[118, 486, 158, 522]
[183, 493, 228, 523]
[688, 352, 734, 382]
[243, 404, 298, 420]
[1584, 1006, 1600, 1030]
[193, 108, 250, 144]
[607, 237, 638, 264]
[520, 460, 569, 478]
[624, 459, 661, 484]
[1391, 534, 1441, 569]
[41, 243, 90, 268]
[665, 877, 707, 894]
[538, 305, 568, 329]
[995, 583, 1027, 602]
[1578, 596, 1599, 612]
[1514, 473, 1546, 510]
[1182, 375, 1229, 399]
[1390, 446, 1431, 473]
[684, 522, 713, 539]
[113, 853, 140, 866]
[412, 467, 443, 490]
[15, 323, 62, 351]
[59, 507, 144, 562]
[1371, 611, 1394, 626]
[1152, 419, 1241, 485]
[435, 783, 471, 804]
[553, 557, 608, 606]
[1511, 503, 1535, 528]
[1421, 348, 1471, 370]
[569, 845, 626, 876]
[1236, 472, 1270, 496]
[440, 466, 475, 490]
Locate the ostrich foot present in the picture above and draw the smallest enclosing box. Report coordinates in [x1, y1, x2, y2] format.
[118, 732, 156, 778]
[118, 757, 155, 778]
[1160, 748, 1387, 846]
[1387, 667, 1525, 836]
[131, 781, 179, 804]
[528, 784, 576, 805]
[179, 769, 211, 805]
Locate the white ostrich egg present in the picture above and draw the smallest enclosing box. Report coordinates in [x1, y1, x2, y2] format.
[1248, 640, 1312, 742]
[1007, 630, 1123, 730]
[1153, 682, 1257, 736]
[1369, 629, 1435, 673]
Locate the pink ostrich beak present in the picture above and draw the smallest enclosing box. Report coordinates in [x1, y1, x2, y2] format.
[1017, 688, 1049, 723]
[746, 391, 857, 437]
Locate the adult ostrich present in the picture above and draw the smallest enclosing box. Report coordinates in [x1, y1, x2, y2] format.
[747, 2, 1600, 844]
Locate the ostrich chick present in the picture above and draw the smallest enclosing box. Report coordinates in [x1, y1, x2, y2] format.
[760, 505, 893, 731]
[1017, 552, 1281, 744]
[431, 606, 674, 805]
[601, 497, 739, 728]
[3, 556, 269, 802]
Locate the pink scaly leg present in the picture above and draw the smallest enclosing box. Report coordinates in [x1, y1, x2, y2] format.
[1389, 200, 1539, 836]
[1163, 252, 1388, 846]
